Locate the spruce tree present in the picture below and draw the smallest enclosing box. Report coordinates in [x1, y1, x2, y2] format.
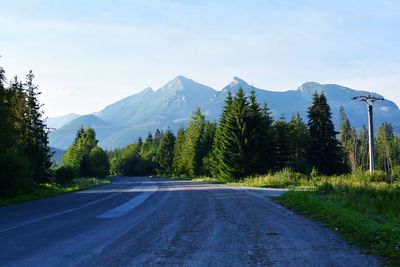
[212, 88, 250, 179]
[181, 108, 207, 176]
[271, 118, 292, 170]
[339, 107, 358, 171]
[140, 132, 154, 160]
[289, 113, 311, 173]
[23, 70, 52, 182]
[156, 128, 175, 174]
[358, 126, 369, 170]
[0, 68, 32, 196]
[172, 128, 186, 176]
[307, 92, 345, 175]
[247, 90, 273, 174]
[209, 91, 234, 178]
[376, 123, 397, 179]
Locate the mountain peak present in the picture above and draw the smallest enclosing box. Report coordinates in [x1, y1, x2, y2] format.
[159, 75, 213, 94]
[232, 76, 248, 85]
[142, 87, 154, 93]
[175, 75, 191, 81]
[297, 82, 323, 94]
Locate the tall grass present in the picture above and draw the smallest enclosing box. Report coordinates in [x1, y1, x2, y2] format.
[278, 171, 400, 265]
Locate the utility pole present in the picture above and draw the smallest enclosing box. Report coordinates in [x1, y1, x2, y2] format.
[352, 95, 384, 174]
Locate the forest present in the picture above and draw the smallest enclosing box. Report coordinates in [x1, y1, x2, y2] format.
[1, 64, 400, 198]
[106, 88, 400, 183]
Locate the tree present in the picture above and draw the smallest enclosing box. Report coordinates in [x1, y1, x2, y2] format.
[209, 91, 234, 178]
[307, 92, 346, 175]
[181, 108, 207, 176]
[247, 90, 273, 174]
[271, 118, 292, 170]
[376, 123, 398, 181]
[172, 128, 186, 175]
[211, 88, 250, 179]
[357, 126, 369, 171]
[156, 129, 175, 174]
[22, 71, 52, 182]
[289, 113, 311, 173]
[0, 68, 32, 196]
[62, 127, 103, 177]
[88, 147, 109, 178]
[339, 107, 358, 172]
[140, 132, 155, 161]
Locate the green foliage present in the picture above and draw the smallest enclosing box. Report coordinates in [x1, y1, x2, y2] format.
[307, 92, 346, 175]
[289, 113, 311, 173]
[172, 128, 187, 175]
[88, 146, 109, 178]
[23, 71, 53, 182]
[0, 67, 51, 197]
[210, 88, 281, 180]
[279, 178, 400, 265]
[156, 128, 175, 174]
[109, 142, 155, 176]
[376, 123, 399, 182]
[271, 118, 292, 170]
[61, 127, 109, 178]
[55, 166, 78, 185]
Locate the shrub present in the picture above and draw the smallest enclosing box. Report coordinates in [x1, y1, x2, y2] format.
[55, 166, 77, 185]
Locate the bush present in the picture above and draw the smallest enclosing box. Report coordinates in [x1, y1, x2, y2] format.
[0, 153, 34, 197]
[55, 166, 77, 185]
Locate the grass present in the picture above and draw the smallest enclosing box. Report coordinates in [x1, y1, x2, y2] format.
[278, 175, 400, 266]
[0, 178, 111, 207]
[190, 168, 322, 189]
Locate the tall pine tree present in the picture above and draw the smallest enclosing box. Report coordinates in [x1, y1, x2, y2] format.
[23, 71, 52, 182]
[307, 92, 346, 175]
[156, 128, 176, 174]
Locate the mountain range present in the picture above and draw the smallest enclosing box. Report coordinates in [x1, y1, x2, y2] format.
[48, 76, 400, 150]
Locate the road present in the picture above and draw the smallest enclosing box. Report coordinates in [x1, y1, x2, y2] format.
[0, 177, 380, 267]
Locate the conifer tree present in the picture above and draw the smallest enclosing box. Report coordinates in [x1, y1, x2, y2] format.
[271, 118, 292, 170]
[376, 123, 398, 180]
[247, 90, 273, 173]
[209, 91, 234, 178]
[289, 113, 311, 173]
[307, 92, 346, 175]
[0, 68, 32, 196]
[23, 70, 52, 182]
[140, 132, 154, 160]
[212, 88, 250, 179]
[172, 128, 186, 175]
[181, 108, 208, 176]
[156, 128, 175, 174]
[357, 126, 369, 170]
[339, 107, 358, 171]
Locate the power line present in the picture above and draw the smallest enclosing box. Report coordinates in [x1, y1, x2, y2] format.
[352, 94, 384, 174]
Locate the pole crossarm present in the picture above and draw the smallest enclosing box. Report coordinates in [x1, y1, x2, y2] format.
[352, 95, 384, 106]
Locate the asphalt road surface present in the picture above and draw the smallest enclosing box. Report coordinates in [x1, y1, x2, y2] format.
[0, 177, 380, 267]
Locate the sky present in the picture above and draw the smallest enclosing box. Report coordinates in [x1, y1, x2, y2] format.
[0, 0, 399, 117]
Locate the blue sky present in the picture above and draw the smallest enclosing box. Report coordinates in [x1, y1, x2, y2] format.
[1, 0, 399, 116]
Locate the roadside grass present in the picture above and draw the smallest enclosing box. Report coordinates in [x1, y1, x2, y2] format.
[189, 168, 321, 189]
[0, 178, 111, 207]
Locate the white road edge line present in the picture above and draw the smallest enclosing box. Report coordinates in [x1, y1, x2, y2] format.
[97, 181, 159, 219]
